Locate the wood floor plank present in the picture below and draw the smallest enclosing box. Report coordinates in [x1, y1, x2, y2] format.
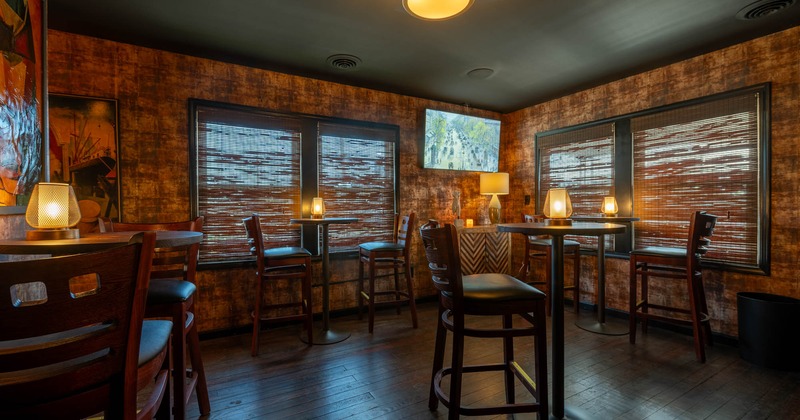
[186, 301, 800, 419]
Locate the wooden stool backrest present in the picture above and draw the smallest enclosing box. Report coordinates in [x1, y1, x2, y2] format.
[395, 212, 416, 257]
[419, 221, 465, 304]
[99, 217, 204, 283]
[0, 232, 156, 419]
[688, 211, 718, 273]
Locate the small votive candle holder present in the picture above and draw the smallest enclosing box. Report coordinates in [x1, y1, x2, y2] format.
[466, 219, 474, 228]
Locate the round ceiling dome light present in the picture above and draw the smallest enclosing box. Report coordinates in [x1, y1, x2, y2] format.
[403, 0, 475, 21]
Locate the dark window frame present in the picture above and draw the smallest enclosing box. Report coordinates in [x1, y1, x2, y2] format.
[535, 84, 770, 275]
[189, 99, 400, 267]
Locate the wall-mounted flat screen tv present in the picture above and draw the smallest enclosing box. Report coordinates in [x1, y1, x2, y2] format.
[422, 109, 501, 172]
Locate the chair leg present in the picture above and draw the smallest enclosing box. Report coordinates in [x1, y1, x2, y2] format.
[448, 319, 465, 420]
[405, 262, 418, 329]
[429, 303, 447, 411]
[251, 280, 263, 357]
[696, 275, 713, 348]
[502, 314, 515, 405]
[534, 301, 548, 416]
[187, 314, 210, 415]
[171, 305, 188, 419]
[153, 341, 172, 420]
[357, 258, 365, 320]
[368, 258, 377, 334]
[629, 258, 638, 344]
[687, 274, 706, 363]
[303, 261, 314, 346]
[641, 269, 649, 334]
[393, 265, 402, 315]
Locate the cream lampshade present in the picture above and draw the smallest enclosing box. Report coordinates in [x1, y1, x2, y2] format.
[480, 172, 509, 224]
[601, 196, 619, 216]
[402, 0, 474, 20]
[543, 188, 573, 226]
[311, 197, 325, 219]
[25, 183, 82, 240]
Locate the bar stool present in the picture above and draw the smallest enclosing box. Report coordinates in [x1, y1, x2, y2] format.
[419, 221, 548, 419]
[357, 212, 418, 333]
[0, 232, 171, 419]
[243, 214, 314, 355]
[629, 211, 718, 362]
[521, 213, 582, 314]
[99, 217, 210, 418]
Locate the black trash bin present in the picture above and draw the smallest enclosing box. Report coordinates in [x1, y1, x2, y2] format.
[737, 292, 800, 371]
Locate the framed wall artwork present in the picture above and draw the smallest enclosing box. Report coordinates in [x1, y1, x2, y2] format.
[48, 94, 120, 221]
[0, 0, 46, 212]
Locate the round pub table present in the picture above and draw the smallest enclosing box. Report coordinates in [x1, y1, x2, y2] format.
[0, 230, 203, 256]
[498, 221, 625, 420]
[290, 217, 359, 345]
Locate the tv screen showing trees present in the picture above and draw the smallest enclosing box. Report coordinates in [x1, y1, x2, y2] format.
[422, 109, 501, 172]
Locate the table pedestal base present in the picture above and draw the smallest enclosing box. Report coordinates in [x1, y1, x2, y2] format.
[575, 318, 629, 336]
[300, 328, 350, 345]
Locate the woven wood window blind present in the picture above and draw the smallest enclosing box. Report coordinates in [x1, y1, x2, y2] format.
[318, 123, 396, 253]
[631, 91, 759, 265]
[196, 106, 302, 262]
[537, 123, 615, 248]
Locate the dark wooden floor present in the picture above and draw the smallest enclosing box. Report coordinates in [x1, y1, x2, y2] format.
[186, 302, 800, 419]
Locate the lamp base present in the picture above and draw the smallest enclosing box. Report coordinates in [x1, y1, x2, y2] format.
[545, 218, 573, 226]
[26, 228, 80, 241]
[311, 214, 325, 219]
[488, 207, 501, 224]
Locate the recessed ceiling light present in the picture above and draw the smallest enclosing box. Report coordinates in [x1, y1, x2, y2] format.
[467, 68, 495, 80]
[403, 0, 475, 21]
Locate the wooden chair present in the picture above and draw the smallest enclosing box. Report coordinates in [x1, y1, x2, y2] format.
[629, 211, 718, 362]
[99, 217, 210, 418]
[0, 232, 171, 419]
[357, 212, 418, 333]
[521, 213, 582, 314]
[419, 221, 548, 419]
[243, 213, 314, 355]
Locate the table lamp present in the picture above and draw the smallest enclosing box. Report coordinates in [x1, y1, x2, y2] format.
[311, 197, 325, 219]
[480, 172, 509, 224]
[601, 196, 618, 216]
[25, 182, 82, 240]
[543, 188, 573, 226]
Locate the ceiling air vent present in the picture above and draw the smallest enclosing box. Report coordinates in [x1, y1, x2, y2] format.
[327, 54, 362, 71]
[736, 0, 795, 20]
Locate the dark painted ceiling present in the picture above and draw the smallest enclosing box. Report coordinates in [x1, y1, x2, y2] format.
[47, 0, 799, 113]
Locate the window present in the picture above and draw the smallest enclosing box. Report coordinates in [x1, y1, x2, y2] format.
[318, 123, 397, 253]
[536, 84, 770, 274]
[190, 100, 399, 263]
[537, 123, 615, 249]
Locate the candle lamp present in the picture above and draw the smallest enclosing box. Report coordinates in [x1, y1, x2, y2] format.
[543, 188, 573, 226]
[25, 183, 82, 240]
[311, 197, 325, 219]
[601, 196, 619, 216]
